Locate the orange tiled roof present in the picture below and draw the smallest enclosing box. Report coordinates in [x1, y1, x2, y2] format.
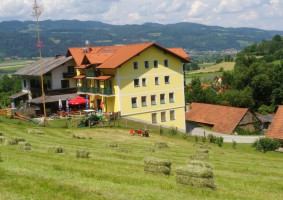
[66, 42, 191, 69]
[266, 106, 283, 140]
[185, 103, 249, 134]
[168, 48, 190, 60]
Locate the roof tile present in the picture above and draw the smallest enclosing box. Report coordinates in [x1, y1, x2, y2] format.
[266, 106, 283, 140]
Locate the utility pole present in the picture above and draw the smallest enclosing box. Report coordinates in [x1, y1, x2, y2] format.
[32, 0, 47, 126]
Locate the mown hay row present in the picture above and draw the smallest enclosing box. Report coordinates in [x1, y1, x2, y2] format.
[175, 165, 213, 178]
[154, 142, 169, 149]
[0, 132, 4, 136]
[27, 129, 45, 135]
[116, 147, 132, 153]
[6, 137, 25, 145]
[0, 136, 6, 142]
[72, 135, 92, 140]
[189, 153, 209, 161]
[176, 175, 215, 189]
[187, 160, 213, 169]
[76, 150, 90, 158]
[18, 142, 32, 151]
[144, 157, 172, 168]
[47, 146, 64, 153]
[144, 164, 171, 175]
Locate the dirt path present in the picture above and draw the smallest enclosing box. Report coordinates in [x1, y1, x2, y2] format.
[191, 127, 264, 143]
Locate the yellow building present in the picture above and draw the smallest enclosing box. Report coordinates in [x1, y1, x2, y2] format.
[67, 42, 191, 132]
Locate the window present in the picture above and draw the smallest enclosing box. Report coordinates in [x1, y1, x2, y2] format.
[160, 94, 165, 104]
[154, 60, 158, 68]
[23, 80, 27, 88]
[61, 80, 69, 88]
[164, 59, 169, 67]
[169, 92, 174, 103]
[161, 111, 166, 122]
[155, 77, 159, 85]
[164, 76, 170, 84]
[142, 78, 147, 86]
[151, 95, 156, 105]
[131, 97, 137, 108]
[134, 79, 140, 87]
[144, 61, 149, 69]
[141, 96, 147, 107]
[170, 110, 175, 121]
[152, 113, 157, 124]
[133, 61, 138, 70]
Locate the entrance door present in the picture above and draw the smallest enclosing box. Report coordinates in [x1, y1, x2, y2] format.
[96, 99, 102, 111]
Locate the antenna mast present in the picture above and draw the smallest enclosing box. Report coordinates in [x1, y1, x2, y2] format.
[32, 0, 47, 126]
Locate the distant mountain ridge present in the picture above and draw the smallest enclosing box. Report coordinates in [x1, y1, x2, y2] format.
[0, 20, 283, 58]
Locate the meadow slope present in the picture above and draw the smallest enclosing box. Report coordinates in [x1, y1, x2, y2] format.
[0, 117, 282, 200]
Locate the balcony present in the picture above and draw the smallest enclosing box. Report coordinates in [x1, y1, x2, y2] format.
[78, 87, 113, 95]
[63, 72, 76, 78]
[86, 71, 101, 78]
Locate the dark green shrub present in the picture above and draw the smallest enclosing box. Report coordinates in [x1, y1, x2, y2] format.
[182, 133, 188, 140]
[252, 137, 280, 153]
[201, 136, 206, 143]
[217, 137, 224, 147]
[207, 134, 217, 143]
[232, 141, 237, 149]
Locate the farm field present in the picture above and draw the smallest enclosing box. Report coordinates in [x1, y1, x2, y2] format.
[0, 117, 283, 200]
[189, 62, 235, 75]
[0, 60, 35, 74]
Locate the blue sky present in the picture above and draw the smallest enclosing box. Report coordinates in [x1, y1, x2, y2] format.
[1, 0, 283, 30]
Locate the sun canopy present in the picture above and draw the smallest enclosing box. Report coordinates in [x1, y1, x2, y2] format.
[68, 96, 90, 105]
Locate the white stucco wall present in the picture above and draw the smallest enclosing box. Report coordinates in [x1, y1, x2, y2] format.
[51, 60, 76, 89]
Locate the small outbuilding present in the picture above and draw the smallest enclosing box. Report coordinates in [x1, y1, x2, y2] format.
[185, 103, 259, 134]
[266, 106, 283, 140]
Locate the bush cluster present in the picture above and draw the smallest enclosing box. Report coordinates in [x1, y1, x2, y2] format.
[252, 137, 280, 153]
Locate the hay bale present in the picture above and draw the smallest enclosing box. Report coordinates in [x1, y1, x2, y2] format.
[144, 157, 171, 168]
[189, 153, 209, 161]
[144, 164, 171, 175]
[175, 165, 213, 178]
[47, 146, 64, 153]
[76, 150, 90, 158]
[0, 136, 6, 142]
[187, 160, 213, 169]
[154, 142, 169, 149]
[116, 147, 132, 153]
[18, 142, 32, 151]
[145, 147, 155, 152]
[176, 175, 215, 189]
[197, 149, 209, 154]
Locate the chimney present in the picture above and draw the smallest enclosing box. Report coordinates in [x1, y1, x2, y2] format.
[85, 40, 91, 53]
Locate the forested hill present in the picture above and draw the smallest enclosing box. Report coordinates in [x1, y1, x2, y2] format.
[0, 20, 283, 58]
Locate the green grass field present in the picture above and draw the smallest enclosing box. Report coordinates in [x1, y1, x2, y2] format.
[189, 62, 235, 75]
[0, 117, 283, 200]
[0, 60, 35, 74]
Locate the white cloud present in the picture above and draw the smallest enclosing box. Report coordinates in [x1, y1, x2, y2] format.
[0, 0, 283, 30]
[239, 11, 258, 20]
[188, 1, 208, 17]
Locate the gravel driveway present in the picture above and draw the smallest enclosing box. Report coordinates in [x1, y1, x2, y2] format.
[190, 127, 264, 143]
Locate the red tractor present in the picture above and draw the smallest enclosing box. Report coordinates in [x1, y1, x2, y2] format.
[130, 129, 149, 137]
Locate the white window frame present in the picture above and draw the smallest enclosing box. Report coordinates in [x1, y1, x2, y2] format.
[134, 78, 140, 87]
[144, 60, 149, 69]
[142, 78, 147, 86]
[164, 76, 170, 84]
[152, 113, 157, 124]
[170, 110, 175, 121]
[131, 97, 137, 108]
[169, 92, 174, 103]
[155, 77, 159, 85]
[151, 95, 156, 105]
[160, 93, 165, 104]
[161, 111, 166, 122]
[141, 96, 147, 107]
[154, 60, 158, 68]
[164, 59, 169, 67]
[133, 61, 138, 70]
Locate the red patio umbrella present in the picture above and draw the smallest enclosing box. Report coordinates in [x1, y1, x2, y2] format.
[68, 96, 90, 105]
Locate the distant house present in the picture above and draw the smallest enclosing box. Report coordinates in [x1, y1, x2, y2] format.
[256, 114, 274, 130]
[12, 55, 77, 114]
[266, 106, 283, 140]
[185, 103, 258, 134]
